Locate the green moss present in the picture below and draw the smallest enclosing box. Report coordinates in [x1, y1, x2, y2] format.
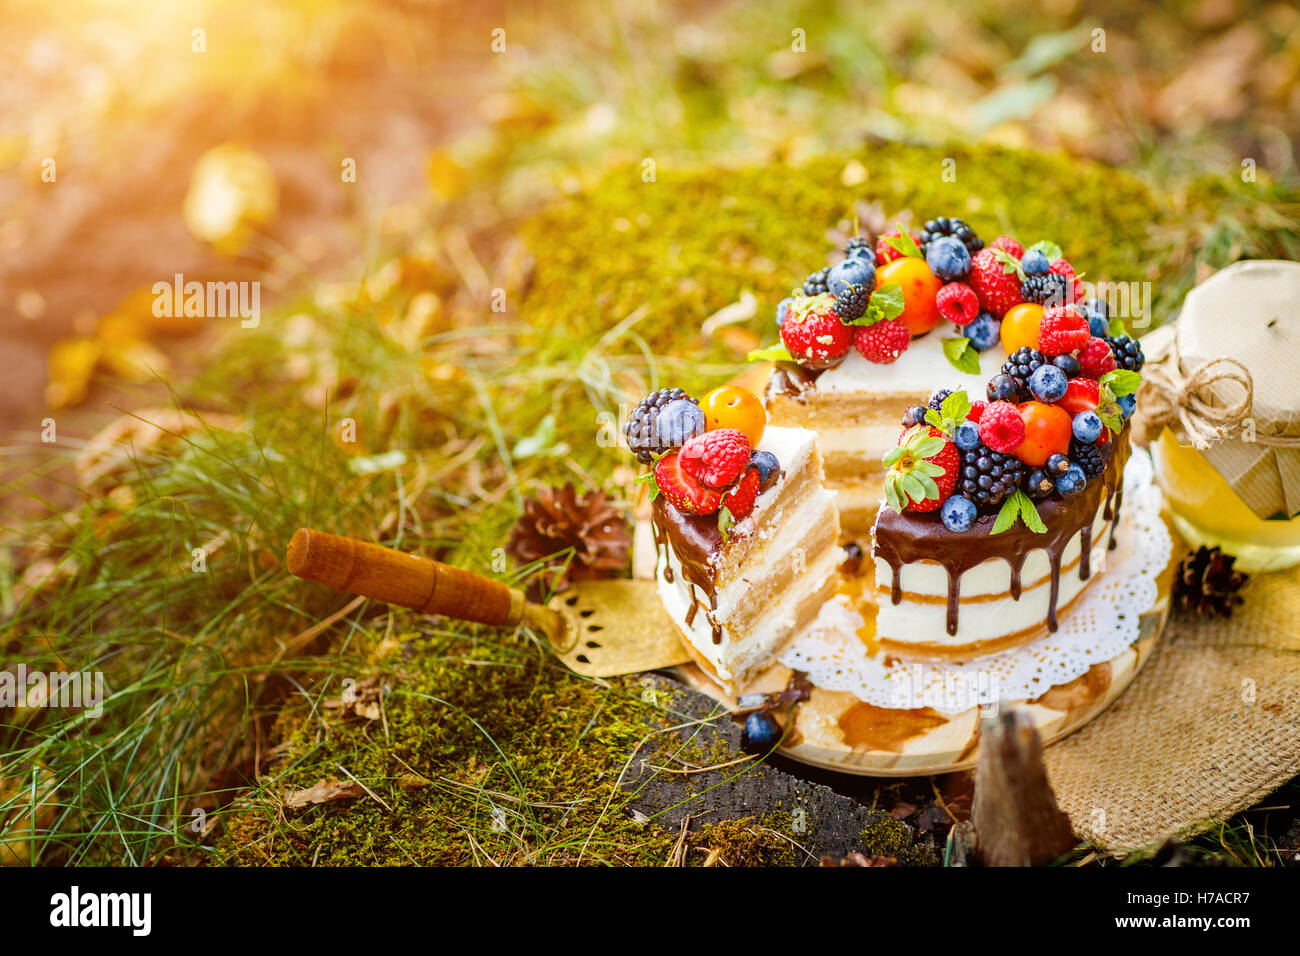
[855, 815, 941, 867]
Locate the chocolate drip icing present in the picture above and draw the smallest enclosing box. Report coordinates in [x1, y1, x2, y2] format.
[873, 427, 1131, 636]
[764, 361, 825, 402]
[1079, 523, 1092, 580]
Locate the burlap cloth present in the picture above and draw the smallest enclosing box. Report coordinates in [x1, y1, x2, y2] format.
[1043, 551, 1300, 852]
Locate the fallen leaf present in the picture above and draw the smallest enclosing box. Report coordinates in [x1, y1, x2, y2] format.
[283, 778, 365, 810]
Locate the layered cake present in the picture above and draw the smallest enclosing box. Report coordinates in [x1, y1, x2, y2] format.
[626, 215, 1148, 689]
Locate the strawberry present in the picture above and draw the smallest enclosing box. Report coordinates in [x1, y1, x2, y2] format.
[779, 293, 852, 368]
[722, 467, 761, 520]
[679, 428, 750, 489]
[1079, 336, 1118, 378]
[882, 425, 959, 514]
[852, 318, 911, 364]
[875, 228, 922, 265]
[1057, 377, 1100, 417]
[968, 248, 1022, 317]
[1037, 305, 1089, 355]
[990, 236, 1025, 259]
[654, 450, 724, 515]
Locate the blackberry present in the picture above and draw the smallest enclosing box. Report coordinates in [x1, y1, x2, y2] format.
[844, 237, 875, 261]
[1020, 272, 1069, 306]
[833, 285, 871, 321]
[802, 267, 830, 296]
[919, 217, 984, 258]
[1070, 438, 1105, 480]
[928, 388, 953, 411]
[1001, 347, 1046, 396]
[1106, 335, 1145, 371]
[958, 443, 1026, 512]
[625, 388, 699, 464]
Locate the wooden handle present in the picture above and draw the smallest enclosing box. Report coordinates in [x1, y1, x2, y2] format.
[286, 528, 524, 628]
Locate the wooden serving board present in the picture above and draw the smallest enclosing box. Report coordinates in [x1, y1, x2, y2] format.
[673, 512, 1180, 778]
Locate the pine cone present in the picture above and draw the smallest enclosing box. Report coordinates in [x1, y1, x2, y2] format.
[506, 484, 631, 594]
[1173, 546, 1248, 618]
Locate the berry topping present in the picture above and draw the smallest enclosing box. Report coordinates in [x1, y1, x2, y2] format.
[723, 467, 762, 521]
[954, 420, 981, 450]
[679, 428, 750, 489]
[966, 311, 1001, 351]
[999, 302, 1045, 353]
[936, 282, 980, 326]
[928, 387, 954, 411]
[1118, 393, 1137, 419]
[1049, 258, 1086, 301]
[1069, 438, 1104, 479]
[925, 235, 972, 282]
[957, 443, 1025, 512]
[883, 425, 959, 514]
[827, 256, 877, 305]
[1024, 468, 1054, 499]
[920, 217, 984, 258]
[1021, 249, 1049, 275]
[1044, 452, 1071, 478]
[1072, 410, 1103, 444]
[902, 404, 929, 428]
[701, 385, 766, 446]
[986, 374, 1021, 404]
[967, 399, 988, 422]
[852, 318, 911, 364]
[1013, 401, 1072, 467]
[1037, 305, 1089, 355]
[749, 450, 781, 489]
[776, 297, 792, 327]
[741, 711, 783, 753]
[1082, 298, 1109, 337]
[990, 236, 1024, 258]
[968, 249, 1024, 318]
[876, 256, 944, 335]
[1106, 334, 1145, 371]
[1055, 463, 1087, 498]
[875, 228, 921, 265]
[978, 401, 1027, 454]
[625, 388, 701, 463]
[843, 236, 875, 261]
[780, 294, 852, 368]
[941, 494, 978, 532]
[1001, 346, 1046, 395]
[1027, 364, 1068, 403]
[1020, 272, 1069, 307]
[654, 450, 724, 515]
[1079, 336, 1119, 378]
[802, 267, 829, 296]
[1052, 353, 1082, 378]
[1057, 376, 1101, 416]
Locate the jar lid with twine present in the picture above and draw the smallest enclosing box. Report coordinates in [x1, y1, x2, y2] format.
[1132, 260, 1300, 520]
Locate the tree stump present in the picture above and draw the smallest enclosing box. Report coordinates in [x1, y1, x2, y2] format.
[970, 710, 1076, 866]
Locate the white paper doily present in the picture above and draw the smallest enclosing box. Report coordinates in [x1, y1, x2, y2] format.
[779, 448, 1171, 715]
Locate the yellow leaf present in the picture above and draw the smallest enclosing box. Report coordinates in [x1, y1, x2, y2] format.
[183, 144, 279, 255]
[45, 338, 101, 409]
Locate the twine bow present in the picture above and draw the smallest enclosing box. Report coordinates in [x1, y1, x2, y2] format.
[1135, 354, 1254, 451]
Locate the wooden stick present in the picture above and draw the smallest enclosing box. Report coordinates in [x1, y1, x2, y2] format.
[286, 528, 527, 628]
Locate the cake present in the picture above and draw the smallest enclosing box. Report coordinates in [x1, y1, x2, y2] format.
[626, 215, 1148, 690]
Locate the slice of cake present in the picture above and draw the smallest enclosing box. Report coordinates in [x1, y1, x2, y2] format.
[624, 386, 840, 693]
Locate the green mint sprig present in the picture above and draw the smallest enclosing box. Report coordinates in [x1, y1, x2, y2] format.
[990, 489, 1047, 535]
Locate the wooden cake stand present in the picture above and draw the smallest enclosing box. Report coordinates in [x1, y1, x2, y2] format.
[671, 513, 1180, 777]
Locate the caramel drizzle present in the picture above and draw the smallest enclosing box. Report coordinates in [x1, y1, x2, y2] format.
[873, 428, 1131, 636]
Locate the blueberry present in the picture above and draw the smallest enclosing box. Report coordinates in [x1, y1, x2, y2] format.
[1055, 463, 1087, 498]
[1045, 453, 1071, 478]
[1083, 299, 1109, 337]
[750, 450, 780, 488]
[741, 711, 784, 753]
[653, 399, 706, 448]
[902, 405, 929, 428]
[954, 421, 981, 451]
[1025, 468, 1054, 499]
[827, 257, 877, 299]
[966, 311, 1001, 351]
[1118, 393, 1137, 419]
[1028, 364, 1068, 403]
[776, 297, 792, 327]
[987, 374, 1021, 403]
[1072, 410, 1103, 443]
[941, 495, 978, 533]
[925, 236, 972, 282]
[1022, 249, 1049, 275]
[1053, 353, 1081, 378]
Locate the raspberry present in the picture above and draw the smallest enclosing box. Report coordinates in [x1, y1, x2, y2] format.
[1037, 306, 1090, 355]
[968, 249, 1023, 317]
[978, 401, 1027, 454]
[852, 319, 911, 364]
[679, 428, 750, 489]
[875, 229, 920, 265]
[967, 399, 988, 423]
[723, 467, 761, 520]
[936, 282, 980, 326]
[1079, 336, 1118, 378]
[990, 236, 1024, 259]
[779, 294, 852, 368]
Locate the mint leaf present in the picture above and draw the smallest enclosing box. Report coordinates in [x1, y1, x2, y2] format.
[942, 336, 981, 375]
[990, 495, 1021, 535]
[1097, 383, 1124, 437]
[1028, 240, 1063, 262]
[883, 225, 923, 260]
[1016, 491, 1047, 533]
[748, 343, 794, 363]
[843, 282, 905, 327]
[941, 389, 972, 426]
[1101, 369, 1142, 397]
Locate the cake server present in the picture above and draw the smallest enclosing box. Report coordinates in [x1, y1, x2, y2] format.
[285, 528, 689, 677]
